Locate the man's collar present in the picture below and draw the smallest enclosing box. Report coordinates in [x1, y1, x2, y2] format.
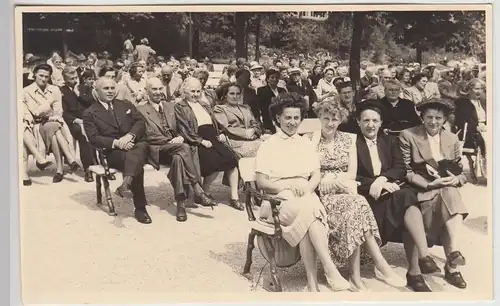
[276, 128, 300, 140]
[33, 83, 52, 95]
[364, 135, 377, 146]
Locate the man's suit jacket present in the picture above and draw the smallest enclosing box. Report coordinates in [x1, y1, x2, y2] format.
[83, 98, 146, 149]
[379, 97, 422, 132]
[61, 85, 94, 131]
[286, 80, 317, 109]
[256, 85, 286, 131]
[454, 97, 482, 135]
[213, 104, 262, 143]
[136, 101, 182, 169]
[356, 133, 406, 196]
[398, 124, 467, 201]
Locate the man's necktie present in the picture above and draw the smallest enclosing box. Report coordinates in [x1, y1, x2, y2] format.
[165, 83, 172, 101]
[158, 105, 174, 139]
[107, 102, 119, 127]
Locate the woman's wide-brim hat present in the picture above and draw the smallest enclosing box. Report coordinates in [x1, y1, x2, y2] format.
[416, 98, 455, 112]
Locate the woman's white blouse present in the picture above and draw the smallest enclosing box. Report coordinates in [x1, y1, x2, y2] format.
[188, 101, 213, 126]
[255, 129, 320, 181]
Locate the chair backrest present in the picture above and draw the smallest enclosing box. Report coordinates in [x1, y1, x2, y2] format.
[297, 118, 321, 135]
[239, 157, 257, 183]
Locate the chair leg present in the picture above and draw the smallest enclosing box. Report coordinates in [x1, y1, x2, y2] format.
[263, 237, 282, 292]
[96, 175, 102, 205]
[102, 176, 117, 216]
[243, 230, 257, 278]
[466, 155, 477, 184]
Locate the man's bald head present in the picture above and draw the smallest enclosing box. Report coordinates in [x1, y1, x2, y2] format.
[161, 65, 175, 82]
[381, 69, 393, 83]
[95, 77, 117, 102]
[146, 77, 165, 103]
[147, 77, 163, 89]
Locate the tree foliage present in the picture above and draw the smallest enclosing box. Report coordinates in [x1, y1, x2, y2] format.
[23, 10, 486, 63]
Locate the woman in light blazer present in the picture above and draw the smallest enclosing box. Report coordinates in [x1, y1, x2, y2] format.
[213, 83, 265, 158]
[399, 99, 469, 290]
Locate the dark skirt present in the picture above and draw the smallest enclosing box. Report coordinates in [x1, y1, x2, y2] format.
[197, 124, 238, 177]
[366, 186, 419, 246]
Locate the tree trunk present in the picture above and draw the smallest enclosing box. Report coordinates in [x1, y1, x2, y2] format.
[349, 12, 364, 102]
[416, 42, 423, 65]
[192, 13, 200, 59]
[255, 14, 261, 61]
[235, 12, 247, 59]
[188, 13, 193, 57]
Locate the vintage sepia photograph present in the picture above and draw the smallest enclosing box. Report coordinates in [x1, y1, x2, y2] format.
[15, 4, 492, 304]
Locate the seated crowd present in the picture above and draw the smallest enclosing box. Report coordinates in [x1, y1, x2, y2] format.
[21, 47, 486, 293]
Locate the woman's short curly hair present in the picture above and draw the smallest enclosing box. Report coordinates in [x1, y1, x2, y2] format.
[269, 92, 307, 127]
[314, 98, 349, 124]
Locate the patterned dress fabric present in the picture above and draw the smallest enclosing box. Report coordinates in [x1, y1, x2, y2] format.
[316, 131, 381, 268]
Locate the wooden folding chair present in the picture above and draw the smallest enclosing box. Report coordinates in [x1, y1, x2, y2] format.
[239, 157, 301, 292]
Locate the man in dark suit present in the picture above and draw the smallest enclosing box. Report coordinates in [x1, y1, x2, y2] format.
[256, 68, 286, 133]
[83, 77, 151, 224]
[355, 100, 439, 292]
[286, 67, 317, 118]
[137, 78, 215, 222]
[61, 66, 96, 182]
[378, 79, 421, 134]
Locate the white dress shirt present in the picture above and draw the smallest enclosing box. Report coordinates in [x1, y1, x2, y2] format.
[427, 132, 444, 162]
[364, 136, 382, 176]
[187, 101, 213, 127]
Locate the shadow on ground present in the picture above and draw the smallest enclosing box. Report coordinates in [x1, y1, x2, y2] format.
[209, 239, 417, 292]
[464, 216, 488, 235]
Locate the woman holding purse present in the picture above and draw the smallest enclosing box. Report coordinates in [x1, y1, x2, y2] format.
[307, 99, 405, 291]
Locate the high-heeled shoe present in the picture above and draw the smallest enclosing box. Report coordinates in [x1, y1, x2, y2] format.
[326, 275, 351, 291]
[374, 267, 406, 288]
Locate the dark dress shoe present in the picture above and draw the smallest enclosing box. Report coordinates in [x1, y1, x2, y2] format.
[115, 184, 133, 199]
[229, 199, 244, 211]
[134, 210, 152, 224]
[107, 173, 116, 180]
[53, 173, 63, 183]
[406, 273, 432, 292]
[176, 202, 187, 222]
[444, 266, 467, 289]
[23, 179, 32, 186]
[419, 256, 441, 274]
[69, 162, 80, 172]
[84, 171, 94, 183]
[36, 161, 52, 171]
[448, 251, 466, 266]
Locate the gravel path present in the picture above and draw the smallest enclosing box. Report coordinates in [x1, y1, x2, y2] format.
[20, 160, 492, 303]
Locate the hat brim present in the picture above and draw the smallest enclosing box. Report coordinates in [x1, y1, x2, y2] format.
[416, 101, 454, 112]
[356, 99, 387, 120]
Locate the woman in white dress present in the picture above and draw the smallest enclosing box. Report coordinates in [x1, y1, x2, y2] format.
[255, 92, 350, 292]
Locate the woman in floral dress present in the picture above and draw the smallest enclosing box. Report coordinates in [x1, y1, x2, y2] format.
[308, 99, 405, 291]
